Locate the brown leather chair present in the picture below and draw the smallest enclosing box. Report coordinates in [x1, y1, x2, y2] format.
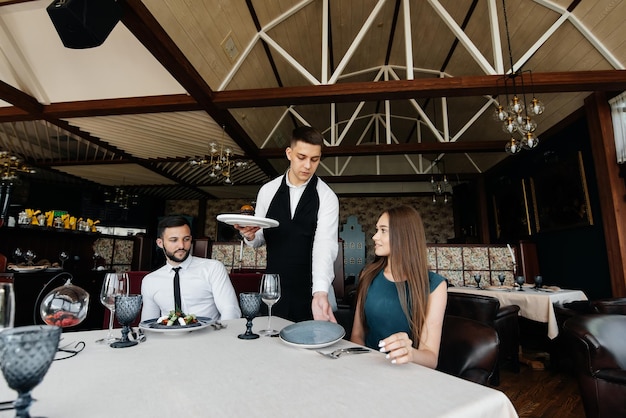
[592, 298, 626, 315]
[552, 300, 597, 371]
[563, 314, 626, 418]
[437, 315, 499, 386]
[445, 292, 520, 385]
[0, 252, 6, 272]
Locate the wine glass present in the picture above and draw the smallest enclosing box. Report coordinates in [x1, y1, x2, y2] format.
[92, 252, 100, 270]
[59, 251, 69, 270]
[0, 280, 15, 330]
[259, 273, 281, 336]
[24, 250, 35, 266]
[473, 274, 482, 289]
[498, 274, 506, 287]
[516, 276, 526, 291]
[12, 248, 22, 265]
[238, 292, 261, 340]
[96, 273, 129, 344]
[110, 295, 142, 348]
[534, 275, 543, 289]
[0, 325, 62, 418]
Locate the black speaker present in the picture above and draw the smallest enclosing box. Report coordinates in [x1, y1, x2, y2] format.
[47, 0, 122, 49]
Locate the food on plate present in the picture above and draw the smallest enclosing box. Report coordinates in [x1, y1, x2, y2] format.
[240, 204, 255, 216]
[157, 310, 198, 326]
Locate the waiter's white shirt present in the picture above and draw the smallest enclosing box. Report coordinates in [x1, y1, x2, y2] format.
[245, 173, 339, 298]
[141, 255, 241, 321]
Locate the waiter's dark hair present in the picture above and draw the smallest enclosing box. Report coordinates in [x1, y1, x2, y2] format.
[157, 215, 191, 238]
[292, 126, 324, 147]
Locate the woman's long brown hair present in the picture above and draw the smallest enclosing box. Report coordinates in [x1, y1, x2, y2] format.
[355, 206, 430, 348]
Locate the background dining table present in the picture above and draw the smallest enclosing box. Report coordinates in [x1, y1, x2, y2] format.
[448, 285, 588, 339]
[0, 317, 518, 418]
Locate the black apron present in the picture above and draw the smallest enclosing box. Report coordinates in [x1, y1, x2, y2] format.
[265, 175, 319, 322]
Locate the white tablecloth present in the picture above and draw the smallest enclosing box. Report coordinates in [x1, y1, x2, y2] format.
[448, 287, 588, 339]
[0, 318, 518, 418]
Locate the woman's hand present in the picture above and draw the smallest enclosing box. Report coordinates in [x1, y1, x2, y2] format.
[378, 332, 414, 364]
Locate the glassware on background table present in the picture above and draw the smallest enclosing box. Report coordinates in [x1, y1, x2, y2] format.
[534, 275, 543, 289]
[516, 276, 526, 291]
[259, 273, 281, 336]
[110, 295, 142, 348]
[96, 273, 129, 344]
[238, 292, 261, 340]
[59, 251, 69, 270]
[0, 325, 61, 418]
[12, 248, 21, 265]
[23, 250, 35, 266]
[498, 274, 506, 287]
[92, 252, 100, 270]
[0, 280, 15, 330]
[473, 274, 482, 289]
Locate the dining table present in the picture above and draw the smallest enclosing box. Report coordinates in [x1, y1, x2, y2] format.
[448, 285, 588, 339]
[0, 317, 518, 418]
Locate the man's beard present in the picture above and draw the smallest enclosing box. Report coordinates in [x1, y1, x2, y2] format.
[164, 248, 190, 263]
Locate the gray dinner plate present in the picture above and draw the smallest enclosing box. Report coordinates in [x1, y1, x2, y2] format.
[279, 320, 345, 349]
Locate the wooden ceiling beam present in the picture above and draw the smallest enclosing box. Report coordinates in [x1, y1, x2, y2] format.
[212, 70, 626, 108]
[258, 141, 504, 158]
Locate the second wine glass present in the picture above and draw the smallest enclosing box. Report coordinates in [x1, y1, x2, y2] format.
[259, 273, 281, 336]
[96, 273, 129, 344]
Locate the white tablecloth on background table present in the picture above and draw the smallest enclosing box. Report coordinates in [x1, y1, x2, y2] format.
[448, 287, 588, 339]
[0, 317, 518, 418]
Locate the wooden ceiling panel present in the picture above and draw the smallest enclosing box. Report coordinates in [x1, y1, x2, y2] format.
[55, 163, 176, 187]
[65, 111, 244, 160]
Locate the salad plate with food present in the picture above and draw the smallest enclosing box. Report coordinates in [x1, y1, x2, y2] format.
[139, 310, 215, 334]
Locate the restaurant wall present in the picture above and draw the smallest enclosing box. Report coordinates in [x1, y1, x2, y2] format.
[485, 116, 612, 299]
[165, 195, 455, 264]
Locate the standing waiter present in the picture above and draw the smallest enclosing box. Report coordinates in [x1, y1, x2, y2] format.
[236, 126, 339, 323]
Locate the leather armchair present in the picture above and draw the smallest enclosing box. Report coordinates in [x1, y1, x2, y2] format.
[592, 298, 626, 315]
[445, 292, 520, 385]
[437, 315, 499, 386]
[564, 314, 626, 418]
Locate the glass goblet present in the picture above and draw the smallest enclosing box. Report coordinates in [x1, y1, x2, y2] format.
[59, 251, 69, 270]
[110, 295, 143, 348]
[24, 250, 35, 266]
[534, 275, 543, 289]
[0, 325, 62, 418]
[12, 248, 22, 265]
[516, 276, 526, 291]
[498, 274, 506, 287]
[473, 274, 482, 289]
[238, 292, 261, 340]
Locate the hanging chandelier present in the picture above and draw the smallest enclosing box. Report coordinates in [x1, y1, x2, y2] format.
[0, 151, 36, 181]
[431, 159, 451, 204]
[493, 0, 545, 155]
[188, 126, 250, 184]
[104, 187, 139, 210]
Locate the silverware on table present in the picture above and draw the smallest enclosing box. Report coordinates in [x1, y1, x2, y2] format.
[316, 347, 370, 359]
[211, 321, 227, 330]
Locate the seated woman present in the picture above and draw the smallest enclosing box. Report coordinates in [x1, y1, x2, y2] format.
[350, 206, 447, 368]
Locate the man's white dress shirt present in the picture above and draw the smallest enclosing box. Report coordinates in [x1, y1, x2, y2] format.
[141, 255, 241, 321]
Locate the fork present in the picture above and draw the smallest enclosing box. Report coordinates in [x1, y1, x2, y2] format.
[316, 347, 370, 359]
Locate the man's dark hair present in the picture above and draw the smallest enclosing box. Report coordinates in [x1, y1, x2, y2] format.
[157, 215, 191, 238]
[291, 126, 324, 147]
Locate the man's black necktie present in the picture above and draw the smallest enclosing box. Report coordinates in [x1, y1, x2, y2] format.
[173, 267, 182, 312]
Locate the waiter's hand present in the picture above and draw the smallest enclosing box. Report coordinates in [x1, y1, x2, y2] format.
[234, 224, 260, 240]
[312, 292, 337, 323]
